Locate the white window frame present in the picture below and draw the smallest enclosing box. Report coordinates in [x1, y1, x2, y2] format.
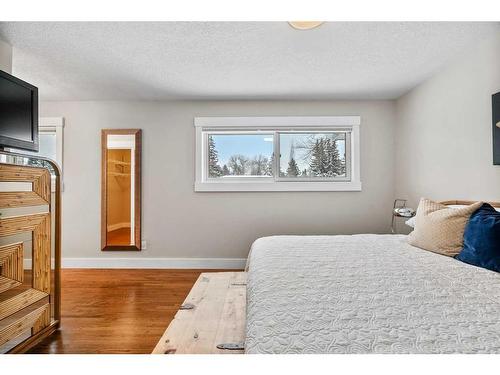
[6, 117, 64, 191]
[39, 117, 64, 172]
[195, 116, 361, 192]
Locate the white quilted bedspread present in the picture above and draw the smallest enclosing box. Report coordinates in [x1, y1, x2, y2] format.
[245, 235, 500, 354]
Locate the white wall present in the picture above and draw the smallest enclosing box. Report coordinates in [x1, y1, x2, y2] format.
[40, 100, 396, 264]
[0, 39, 12, 73]
[27, 30, 500, 265]
[395, 31, 500, 215]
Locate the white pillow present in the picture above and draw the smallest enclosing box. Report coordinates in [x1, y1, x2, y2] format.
[405, 217, 416, 228]
[405, 204, 500, 229]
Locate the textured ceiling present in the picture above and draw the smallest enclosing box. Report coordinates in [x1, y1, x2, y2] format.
[0, 22, 498, 101]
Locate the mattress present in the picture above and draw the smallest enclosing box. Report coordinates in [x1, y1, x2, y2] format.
[245, 234, 500, 354]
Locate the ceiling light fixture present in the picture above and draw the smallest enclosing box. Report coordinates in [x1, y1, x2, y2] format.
[288, 21, 324, 30]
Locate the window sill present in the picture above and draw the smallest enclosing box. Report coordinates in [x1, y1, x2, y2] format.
[194, 181, 362, 192]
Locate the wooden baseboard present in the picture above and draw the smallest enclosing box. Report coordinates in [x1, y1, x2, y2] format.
[24, 257, 248, 269]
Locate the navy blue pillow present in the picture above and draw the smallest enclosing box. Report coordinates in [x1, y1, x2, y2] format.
[456, 203, 500, 272]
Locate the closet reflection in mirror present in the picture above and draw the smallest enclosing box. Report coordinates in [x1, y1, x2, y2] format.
[101, 129, 141, 251]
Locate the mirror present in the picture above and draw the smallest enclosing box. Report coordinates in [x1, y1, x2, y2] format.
[101, 129, 141, 251]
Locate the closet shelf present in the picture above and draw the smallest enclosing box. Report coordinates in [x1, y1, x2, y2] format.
[109, 172, 130, 177]
[108, 159, 131, 166]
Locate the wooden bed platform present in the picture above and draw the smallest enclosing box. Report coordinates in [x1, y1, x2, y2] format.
[152, 272, 246, 354]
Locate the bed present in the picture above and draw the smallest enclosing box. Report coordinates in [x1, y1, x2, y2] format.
[245, 234, 500, 354]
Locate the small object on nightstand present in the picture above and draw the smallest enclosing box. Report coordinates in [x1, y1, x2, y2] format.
[391, 199, 415, 234]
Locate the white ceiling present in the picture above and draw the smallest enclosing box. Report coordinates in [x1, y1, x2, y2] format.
[0, 22, 498, 101]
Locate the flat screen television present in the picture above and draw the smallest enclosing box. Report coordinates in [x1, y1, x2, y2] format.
[0, 69, 39, 152]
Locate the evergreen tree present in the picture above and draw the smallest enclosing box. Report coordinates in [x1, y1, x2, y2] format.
[266, 153, 275, 176]
[208, 136, 223, 177]
[222, 164, 230, 176]
[309, 139, 321, 175]
[325, 138, 343, 177]
[325, 138, 342, 177]
[310, 139, 328, 176]
[286, 158, 300, 177]
[309, 137, 345, 177]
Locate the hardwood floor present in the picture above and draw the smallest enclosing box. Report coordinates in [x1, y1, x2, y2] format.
[28, 269, 233, 354]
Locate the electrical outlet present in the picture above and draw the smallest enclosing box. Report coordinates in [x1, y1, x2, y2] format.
[141, 240, 147, 250]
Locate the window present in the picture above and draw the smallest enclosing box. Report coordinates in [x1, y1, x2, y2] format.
[5, 117, 64, 189]
[208, 133, 273, 178]
[7, 117, 64, 168]
[195, 116, 361, 192]
[278, 132, 349, 180]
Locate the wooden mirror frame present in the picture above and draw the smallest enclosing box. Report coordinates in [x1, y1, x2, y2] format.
[101, 129, 142, 251]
